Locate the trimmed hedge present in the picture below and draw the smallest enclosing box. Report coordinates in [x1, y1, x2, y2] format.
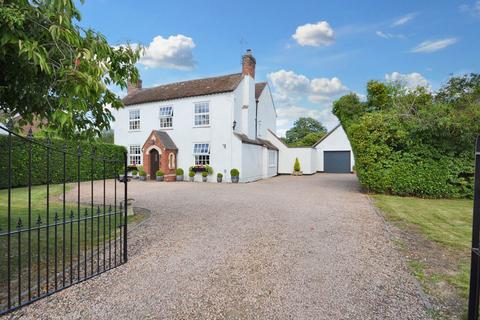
[0, 135, 126, 188]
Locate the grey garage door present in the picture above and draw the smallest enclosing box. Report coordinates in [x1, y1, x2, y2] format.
[324, 151, 351, 173]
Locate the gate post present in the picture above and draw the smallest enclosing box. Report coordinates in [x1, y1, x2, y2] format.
[123, 151, 128, 263]
[468, 137, 480, 320]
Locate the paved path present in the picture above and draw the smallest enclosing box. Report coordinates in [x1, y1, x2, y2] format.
[10, 175, 428, 319]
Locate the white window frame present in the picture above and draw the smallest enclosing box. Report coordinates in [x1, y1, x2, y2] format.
[129, 145, 142, 165]
[194, 102, 210, 126]
[193, 143, 210, 165]
[129, 109, 140, 131]
[159, 106, 173, 129]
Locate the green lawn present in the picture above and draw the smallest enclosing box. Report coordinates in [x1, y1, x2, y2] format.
[372, 194, 472, 317]
[0, 183, 144, 308]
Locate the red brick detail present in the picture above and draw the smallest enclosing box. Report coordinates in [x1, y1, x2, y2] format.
[142, 131, 177, 181]
[242, 49, 256, 79]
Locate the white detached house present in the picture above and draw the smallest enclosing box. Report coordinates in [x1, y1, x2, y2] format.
[114, 50, 279, 182]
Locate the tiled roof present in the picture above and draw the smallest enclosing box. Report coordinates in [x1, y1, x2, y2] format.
[255, 82, 267, 100]
[234, 132, 279, 151]
[122, 73, 243, 106]
[154, 130, 177, 150]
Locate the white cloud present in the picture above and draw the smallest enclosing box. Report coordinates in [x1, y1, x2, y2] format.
[267, 70, 348, 104]
[391, 12, 418, 27]
[385, 72, 431, 90]
[375, 31, 406, 40]
[459, 1, 480, 17]
[275, 105, 338, 137]
[138, 35, 196, 70]
[411, 38, 458, 53]
[292, 21, 335, 47]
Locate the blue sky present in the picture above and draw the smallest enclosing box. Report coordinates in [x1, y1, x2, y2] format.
[79, 0, 479, 134]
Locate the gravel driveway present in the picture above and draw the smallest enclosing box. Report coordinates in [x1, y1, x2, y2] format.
[9, 174, 429, 319]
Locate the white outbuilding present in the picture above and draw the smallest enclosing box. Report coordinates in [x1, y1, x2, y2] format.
[267, 124, 354, 174]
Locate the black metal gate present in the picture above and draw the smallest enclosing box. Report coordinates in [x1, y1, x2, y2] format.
[469, 137, 480, 319]
[0, 122, 128, 315]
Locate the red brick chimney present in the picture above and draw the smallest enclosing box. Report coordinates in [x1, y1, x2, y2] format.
[241, 49, 256, 79]
[127, 79, 142, 94]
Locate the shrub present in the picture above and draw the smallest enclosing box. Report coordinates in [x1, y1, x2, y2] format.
[0, 135, 125, 188]
[131, 170, 138, 175]
[205, 165, 214, 175]
[176, 168, 184, 176]
[156, 170, 164, 176]
[230, 168, 239, 177]
[201, 171, 208, 177]
[294, 158, 301, 172]
[137, 165, 144, 172]
[217, 173, 223, 178]
[139, 170, 147, 177]
[189, 171, 195, 177]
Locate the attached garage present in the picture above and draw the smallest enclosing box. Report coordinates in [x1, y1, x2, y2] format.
[324, 151, 351, 173]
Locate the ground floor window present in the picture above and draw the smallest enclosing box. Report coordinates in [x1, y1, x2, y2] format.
[129, 145, 141, 165]
[193, 143, 210, 165]
[268, 150, 277, 167]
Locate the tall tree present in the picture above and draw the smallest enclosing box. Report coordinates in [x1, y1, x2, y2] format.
[285, 117, 327, 146]
[0, 0, 141, 139]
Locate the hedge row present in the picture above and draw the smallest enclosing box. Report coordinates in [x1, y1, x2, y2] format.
[0, 135, 126, 188]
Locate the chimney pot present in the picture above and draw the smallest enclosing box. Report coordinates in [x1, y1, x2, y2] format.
[241, 49, 256, 79]
[127, 79, 142, 94]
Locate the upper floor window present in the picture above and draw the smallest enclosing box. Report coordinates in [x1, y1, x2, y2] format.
[194, 102, 209, 126]
[159, 106, 173, 128]
[129, 109, 140, 130]
[129, 145, 141, 165]
[193, 143, 210, 165]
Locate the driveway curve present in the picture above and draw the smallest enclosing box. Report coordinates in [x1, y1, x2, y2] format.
[10, 174, 428, 319]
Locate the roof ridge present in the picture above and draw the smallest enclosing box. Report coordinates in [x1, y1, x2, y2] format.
[144, 72, 242, 91]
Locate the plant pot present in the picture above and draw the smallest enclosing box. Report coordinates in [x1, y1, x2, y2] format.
[189, 176, 194, 182]
[217, 177, 222, 183]
[156, 176, 164, 182]
[139, 176, 146, 181]
[231, 176, 239, 183]
[202, 176, 207, 182]
[176, 175, 184, 181]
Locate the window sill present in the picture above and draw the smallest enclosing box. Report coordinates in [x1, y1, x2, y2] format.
[128, 130, 142, 133]
[159, 127, 173, 130]
[193, 125, 210, 129]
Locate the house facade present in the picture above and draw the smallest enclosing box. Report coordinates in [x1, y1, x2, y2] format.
[113, 50, 279, 182]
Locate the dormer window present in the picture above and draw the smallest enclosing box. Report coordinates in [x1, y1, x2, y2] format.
[159, 106, 173, 128]
[194, 102, 209, 126]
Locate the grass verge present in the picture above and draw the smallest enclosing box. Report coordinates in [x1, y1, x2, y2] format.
[371, 194, 472, 319]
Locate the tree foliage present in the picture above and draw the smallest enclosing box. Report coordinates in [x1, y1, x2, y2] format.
[285, 117, 327, 146]
[333, 73, 480, 198]
[0, 0, 141, 139]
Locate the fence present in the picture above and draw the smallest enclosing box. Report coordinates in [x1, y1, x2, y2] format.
[0, 122, 128, 315]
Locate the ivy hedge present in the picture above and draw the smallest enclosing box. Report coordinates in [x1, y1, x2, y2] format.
[0, 135, 126, 188]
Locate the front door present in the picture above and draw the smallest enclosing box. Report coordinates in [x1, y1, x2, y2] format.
[150, 149, 160, 176]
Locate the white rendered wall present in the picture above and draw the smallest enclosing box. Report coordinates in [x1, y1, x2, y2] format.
[113, 92, 236, 180]
[241, 143, 264, 182]
[256, 85, 277, 138]
[266, 130, 316, 174]
[314, 125, 355, 172]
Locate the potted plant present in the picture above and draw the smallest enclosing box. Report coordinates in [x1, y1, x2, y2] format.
[189, 171, 195, 182]
[156, 170, 164, 182]
[131, 169, 138, 179]
[176, 168, 184, 181]
[230, 168, 239, 183]
[201, 171, 208, 182]
[217, 173, 223, 183]
[293, 158, 302, 176]
[139, 170, 147, 181]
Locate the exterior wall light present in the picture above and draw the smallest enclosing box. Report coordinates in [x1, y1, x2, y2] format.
[232, 120, 237, 130]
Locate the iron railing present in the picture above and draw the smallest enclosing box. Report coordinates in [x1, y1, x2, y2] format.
[0, 122, 128, 315]
[469, 137, 480, 320]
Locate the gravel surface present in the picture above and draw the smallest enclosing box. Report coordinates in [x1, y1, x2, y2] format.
[8, 174, 429, 319]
